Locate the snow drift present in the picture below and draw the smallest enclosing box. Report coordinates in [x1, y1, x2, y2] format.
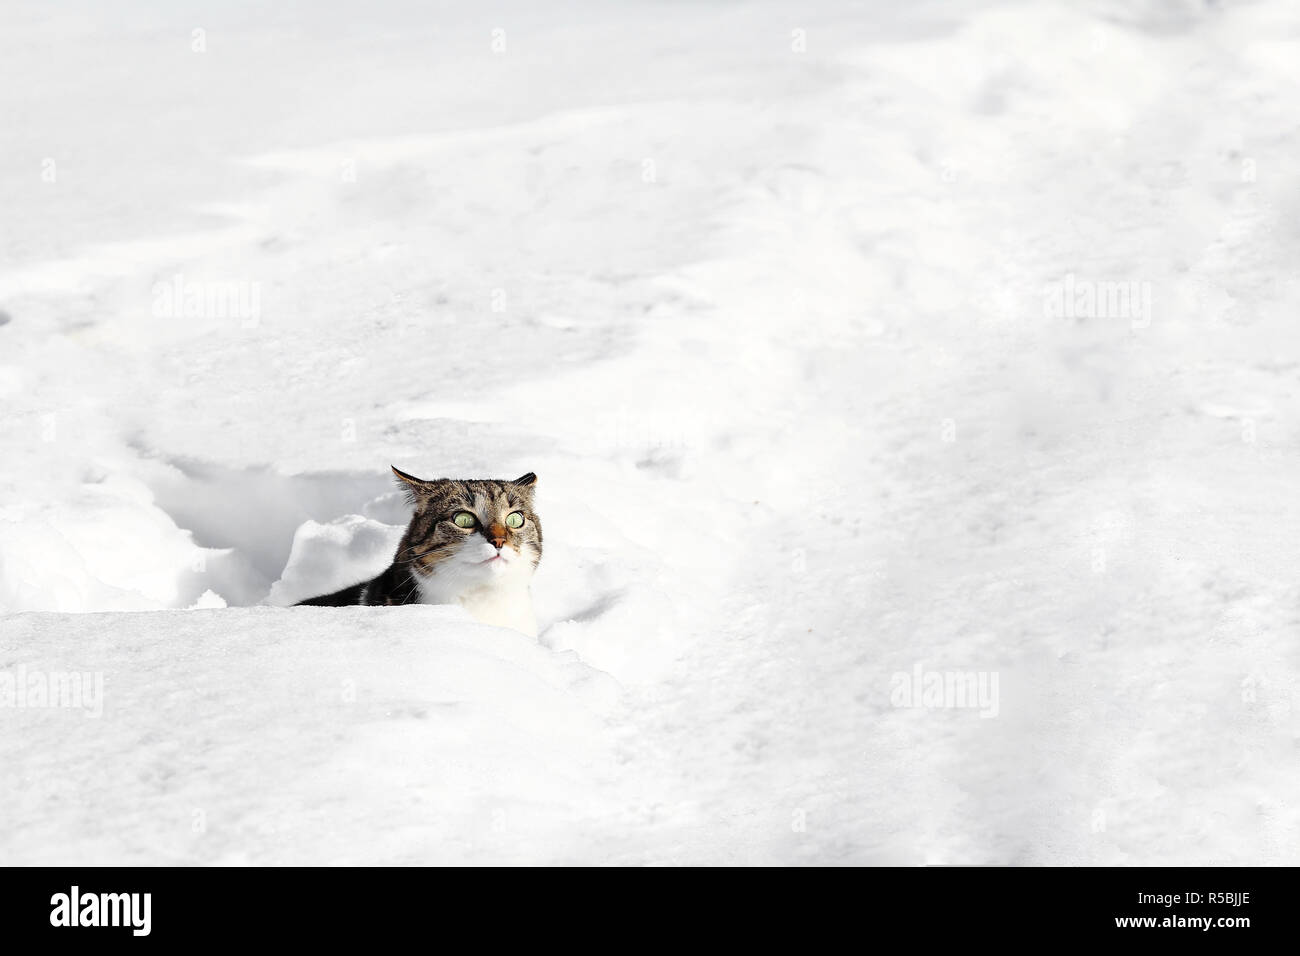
[2, 0, 1298, 864]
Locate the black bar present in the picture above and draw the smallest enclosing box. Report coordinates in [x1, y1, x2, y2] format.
[0, 866, 1283, 944]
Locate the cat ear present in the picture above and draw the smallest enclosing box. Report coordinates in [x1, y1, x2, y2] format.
[391, 465, 437, 504]
[391, 465, 429, 487]
[512, 472, 538, 488]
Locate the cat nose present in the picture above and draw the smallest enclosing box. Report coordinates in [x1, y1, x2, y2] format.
[486, 524, 507, 549]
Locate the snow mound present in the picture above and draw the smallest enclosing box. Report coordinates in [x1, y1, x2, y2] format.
[267, 515, 403, 607]
[0, 607, 625, 865]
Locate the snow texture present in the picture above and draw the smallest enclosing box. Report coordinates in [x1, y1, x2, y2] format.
[1, 0, 1298, 864]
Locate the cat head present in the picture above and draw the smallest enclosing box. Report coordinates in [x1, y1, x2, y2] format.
[390, 466, 543, 582]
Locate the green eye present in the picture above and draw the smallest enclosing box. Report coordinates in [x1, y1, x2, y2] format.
[453, 512, 476, 529]
[505, 511, 525, 529]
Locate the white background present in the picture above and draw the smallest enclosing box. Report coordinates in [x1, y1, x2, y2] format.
[1, 0, 1297, 864]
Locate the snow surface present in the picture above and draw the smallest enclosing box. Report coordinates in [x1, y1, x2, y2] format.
[2, 0, 1299, 864]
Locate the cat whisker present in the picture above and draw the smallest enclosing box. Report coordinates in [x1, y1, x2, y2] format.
[402, 545, 447, 562]
[395, 540, 444, 559]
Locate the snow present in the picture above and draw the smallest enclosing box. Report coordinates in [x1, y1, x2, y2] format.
[2, 608, 626, 865]
[2, 0, 1298, 864]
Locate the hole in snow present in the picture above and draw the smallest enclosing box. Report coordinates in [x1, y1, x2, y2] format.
[138, 456, 408, 607]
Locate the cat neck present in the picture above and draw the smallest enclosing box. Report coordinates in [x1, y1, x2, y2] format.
[411, 561, 538, 638]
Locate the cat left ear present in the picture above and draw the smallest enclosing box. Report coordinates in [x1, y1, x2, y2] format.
[513, 472, 538, 487]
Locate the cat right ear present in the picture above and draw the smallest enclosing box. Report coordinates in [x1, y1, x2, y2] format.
[391, 465, 429, 486]
[392, 465, 434, 503]
[513, 472, 538, 487]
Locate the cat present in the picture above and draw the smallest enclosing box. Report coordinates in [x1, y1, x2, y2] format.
[296, 467, 543, 637]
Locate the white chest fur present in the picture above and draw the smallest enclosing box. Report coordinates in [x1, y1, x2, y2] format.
[413, 545, 538, 638]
